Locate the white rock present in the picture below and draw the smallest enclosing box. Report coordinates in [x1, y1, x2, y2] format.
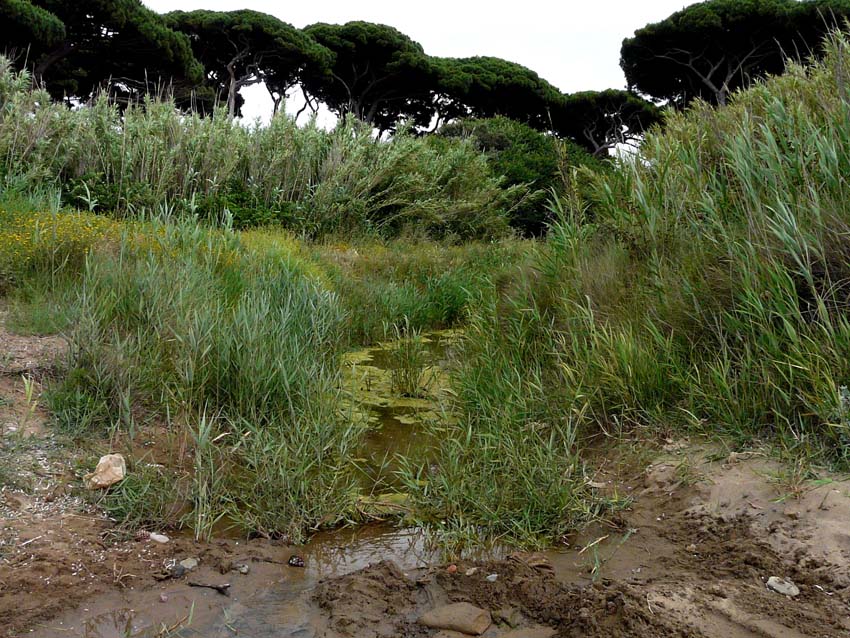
[767, 576, 800, 597]
[84, 454, 126, 489]
[179, 557, 199, 571]
[485, 573, 498, 582]
[149, 533, 170, 544]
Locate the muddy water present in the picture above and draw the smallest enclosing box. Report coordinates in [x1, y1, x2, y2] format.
[28, 331, 467, 638]
[341, 329, 459, 492]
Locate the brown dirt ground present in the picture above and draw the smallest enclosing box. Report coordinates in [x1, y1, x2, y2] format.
[313, 450, 850, 638]
[2, 310, 850, 637]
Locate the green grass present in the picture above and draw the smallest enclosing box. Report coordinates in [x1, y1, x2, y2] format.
[31, 218, 359, 541]
[6, 29, 850, 550]
[5, 273, 80, 335]
[452, 29, 850, 471]
[314, 237, 529, 343]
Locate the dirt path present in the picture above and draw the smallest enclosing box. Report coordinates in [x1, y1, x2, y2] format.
[312, 449, 850, 638]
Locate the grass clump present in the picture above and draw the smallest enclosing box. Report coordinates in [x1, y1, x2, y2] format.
[401, 286, 603, 548]
[316, 238, 529, 343]
[401, 29, 850, 546]
[458, 29, 850, 471]
[45, 219, 359, 541]
[387, 321, 434, 398]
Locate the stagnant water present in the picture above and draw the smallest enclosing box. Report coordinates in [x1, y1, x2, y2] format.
[30, 331, 484, 638]
[31, 524, 443, 638]
[27, 329, 629, 637]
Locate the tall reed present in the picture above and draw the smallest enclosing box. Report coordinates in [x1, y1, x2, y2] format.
[0, 58, 520, 240]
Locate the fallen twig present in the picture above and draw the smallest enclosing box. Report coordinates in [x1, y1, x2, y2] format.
[188, 580, 231, 596]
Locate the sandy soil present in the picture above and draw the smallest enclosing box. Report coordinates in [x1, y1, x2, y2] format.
[313, 450, 850, 638]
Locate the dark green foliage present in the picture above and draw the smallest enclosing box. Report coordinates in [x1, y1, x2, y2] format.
[551, 90, 662, 156]
[165, 9, 331, 118]
[0, 0, 64, 52]
[434, 56, 562, 130]
[301, 21, 435, 130]
[3, 0, 203, 102]
[440, 117, 560, 235]
[440, 117, 604, 235]
[193, 179, 296, 228]
[621, 0, 850, 107]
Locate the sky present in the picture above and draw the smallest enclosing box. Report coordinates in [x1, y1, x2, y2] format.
[142, 0, 698, 123]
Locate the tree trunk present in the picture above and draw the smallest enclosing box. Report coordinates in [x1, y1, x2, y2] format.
[226, 60, 238, 119]
[33, 41, 74, 82]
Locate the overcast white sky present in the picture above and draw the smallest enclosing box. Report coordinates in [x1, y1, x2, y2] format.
[143, 0, 697, 122]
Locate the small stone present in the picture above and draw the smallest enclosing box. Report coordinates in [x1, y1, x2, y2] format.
[288, 555, 305, 568]
[84, 454, 126, 489]
[149, 533, 170, 544]
[465, 567, 479, 577]
[446, 564, 457, 574]
[236, 563, 250, 575]
[708, 584, 728, 598]
[767, 576, 800, 597]
[485, 573, 498, 582]
[494, 606, 522, 628]
[168, 564, 187, 578]
[419, 602, 492, 635]
[686, 544, 697, 553]
[179, 558, 199, 572]
[159, 593, 168, 603]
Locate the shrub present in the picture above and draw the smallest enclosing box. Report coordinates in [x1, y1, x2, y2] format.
[439, 116, 601, 235]
[491, 29, 850, 465]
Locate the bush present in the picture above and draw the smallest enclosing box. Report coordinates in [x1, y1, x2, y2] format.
[481, 29, 850, 466]
[439, 116, 601, 236]
[47, 220, 361, 541]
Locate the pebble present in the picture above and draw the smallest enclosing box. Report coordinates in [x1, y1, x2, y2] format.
[159, 593, 168, 603]
[149, 533, 170, 544]
[168, 564, 187, 578]
[708, 583, 728, 598]
[494, 606, 522, 628]
[446, 564, 457, 574]
[485, 573, 498, 582]
[419, 602, 492, 635]
[767, 576, 800, 597]
[236, 563, 250, 575]
[465, 567, 478, 577]
[179, 557, 199, 572]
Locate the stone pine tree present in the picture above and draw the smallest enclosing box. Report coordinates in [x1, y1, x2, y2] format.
[550, 90, 662, 156]
[621, 0, 850, 108]
[166, 9, 331, 118]
[300, 21, 436, 131]
[1, 0, 203, 101]
[434, 56, 563, 130]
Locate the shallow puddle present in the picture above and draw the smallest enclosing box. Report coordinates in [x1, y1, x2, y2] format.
[31, 526, 441, 638]
[341, 329, 458, 492]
